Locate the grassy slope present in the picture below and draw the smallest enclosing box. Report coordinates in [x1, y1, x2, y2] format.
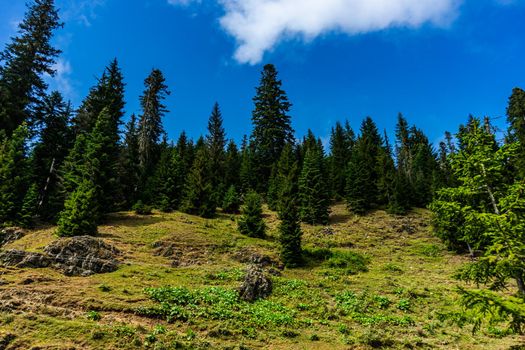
[0, 204, 523, 349]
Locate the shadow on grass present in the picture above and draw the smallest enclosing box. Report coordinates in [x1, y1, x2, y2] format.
[329, 212, 353, 225]
[104, 213, 165, 228]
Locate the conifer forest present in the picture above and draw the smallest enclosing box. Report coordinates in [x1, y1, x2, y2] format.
[0, 1, 524, 349]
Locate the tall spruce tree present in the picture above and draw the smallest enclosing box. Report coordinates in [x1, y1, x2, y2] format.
[0, 0, 62, 134]
[58, 107, 119, 226]
[0, 125, 31, 226]
[206, 102, 227, 199]
[120, 114, 140, 208]
[430, 116, 525, 332]
[267, 144, 298, 211]
[278, 166, 303, 267]
[239, 137, 255, 193]
[31, 91, 73, 220]
[251, 64, 294, 192]
[151, 144, 184, 212]
[506, 87, 525, 178]
[138, 68, 170, 183]
[56, 178, 98, 237]
[329, 121, 353, 199]
[238, 190, 266, 238]
[298, 147, 330, 225]
[181, 147, 216, 218]
[346, 117, 382, 214]
[224, 139, 241, 190]
[72, 59, 125, 136]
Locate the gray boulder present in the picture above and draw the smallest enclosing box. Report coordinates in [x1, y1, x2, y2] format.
[238, 265, 272, 302]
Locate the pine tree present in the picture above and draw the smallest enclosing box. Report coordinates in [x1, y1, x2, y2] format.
[224, 139, 241, 190]
[430, 116, 525, 332]
[31, 91, 73, 220]
[59, 107, 119, 222]
[0, 125, 31, 226]
[120, 114, 140, 208]
[72, 59, 125, 136]
[222, 185, 240, 214]
[206, 102, 227, 199]
[19, 183, 38, 228]
[176, 131, 194, 179]
[239, 138, 255, 193]
[56, 179, 98, 237]
[506, 87, 525, 178]
[238, 190, 266, 238]
[151, 144, 184, 212]
[251, 64, 294, 192]
[181, 147, 216, 218]
[298, 148, 330, 225]
[0, 0, 62, 134]
[377, 131, 396, 208]
[138, 68, 170, 184]
[278, 168, 303, 267]
[329, 121, 353, 199]
[345, 117, 382, 214]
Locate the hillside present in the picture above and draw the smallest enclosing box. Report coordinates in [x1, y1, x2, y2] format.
[0, 204, 522, 349]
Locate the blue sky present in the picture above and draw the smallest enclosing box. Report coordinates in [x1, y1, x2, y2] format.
[1, 0, 524, 146]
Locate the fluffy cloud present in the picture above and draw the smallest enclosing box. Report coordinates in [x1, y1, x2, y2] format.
[169, 0, 461, 64]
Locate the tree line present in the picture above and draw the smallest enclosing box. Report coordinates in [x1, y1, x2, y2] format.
[1, 1, 525, 329]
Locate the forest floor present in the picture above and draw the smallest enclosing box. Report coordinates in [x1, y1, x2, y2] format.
[0, 203, 523, 349]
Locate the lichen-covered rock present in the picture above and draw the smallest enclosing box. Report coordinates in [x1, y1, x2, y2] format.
[0, 250, 52, 269]
[44, 236, 120, 276]
[0, 236, 120, 276]
[0, 227, 25, 247]
[238, 265, 272, 302]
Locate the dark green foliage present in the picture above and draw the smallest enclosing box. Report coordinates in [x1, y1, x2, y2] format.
[345, 117, 383, 214]
[298, 148, 330, 225]
[222, 185, 240, 214]
[181, 148, 216, 218]
[239, 138, 255, 193]
[377, 131, 396, 209]
[238, 191, 266, 238]
[72, 59, 125, 137]
[56, 179, 98, 237]
[133, 200, 152, 215]
[388, 170, 412, 215]
[138, 69, 170, 180]
[224, 139, 241, 190]
[19, 183, 39, 228]
[150, 144, 184, 212]
[250, 64, 294, 192]
[119, 114, 140, 208]
[0, 0, 62, 134]
[506, 87, 525, 178]
[431, 116, 525, 332]
[32, 91, 73, 220]
[278, 176, 303, 267]
[0, 125, 31, 226]
[267, 144, 298, 211]
[394, 114, 439, 208]
[329, 121, 354, 199]
[206, 102, 227, 200]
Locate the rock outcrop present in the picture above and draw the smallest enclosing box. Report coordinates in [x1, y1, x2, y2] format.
[0, 236, 120, 276]
[0, 227, 25, 247]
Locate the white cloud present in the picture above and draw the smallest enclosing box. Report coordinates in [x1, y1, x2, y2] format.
[59, 0, 106, 27]
[46, 58, 76, 101]
[169, 0, 461, 64]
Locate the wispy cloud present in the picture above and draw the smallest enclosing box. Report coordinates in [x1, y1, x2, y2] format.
[58, 0, 106, 27]
[45, 58, 76, 101]
[169, 0, 462, 64]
